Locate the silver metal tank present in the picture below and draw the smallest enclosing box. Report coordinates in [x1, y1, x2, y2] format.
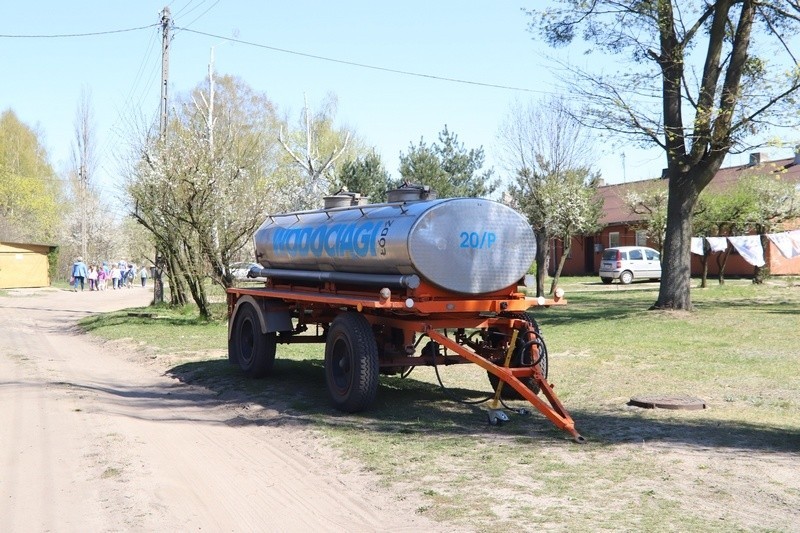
[253, 197, 536, 295]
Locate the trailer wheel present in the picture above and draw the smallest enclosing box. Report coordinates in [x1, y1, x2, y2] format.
[487, 313, 547, 400]
[325, 312, 379, 413]
[230, 302, 276, 378]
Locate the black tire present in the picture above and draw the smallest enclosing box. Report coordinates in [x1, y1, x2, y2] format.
[230, 302, 276, 378]
[325, 313, 379, 413]
[487, 313, 547, 400]
[601, 277, 613, 285]
[619, 270, 634, 285]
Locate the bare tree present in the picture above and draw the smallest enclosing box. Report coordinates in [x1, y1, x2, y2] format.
[278, 94, 353, 209]
[498, 98, 599, 296]
[60, 87, 114, 269]
[71, 87, 97, 260]
[530, 1, 800, 309]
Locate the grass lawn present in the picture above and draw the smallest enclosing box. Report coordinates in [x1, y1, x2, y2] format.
[80, 276, 800, 532]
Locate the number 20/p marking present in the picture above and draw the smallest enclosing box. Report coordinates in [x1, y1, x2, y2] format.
[459, 231, 496, 249]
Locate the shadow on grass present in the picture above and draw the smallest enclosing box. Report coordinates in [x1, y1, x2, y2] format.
[167, 357, 800, 453]
[539, 291, 800, 326]
[692, 298, 800, 315]
[539, 299, 650, 325]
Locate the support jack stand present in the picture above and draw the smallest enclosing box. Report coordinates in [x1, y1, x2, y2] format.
[487, 408, 510, 426]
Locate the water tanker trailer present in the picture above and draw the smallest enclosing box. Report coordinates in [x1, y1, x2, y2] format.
[226, 185, 583, 442]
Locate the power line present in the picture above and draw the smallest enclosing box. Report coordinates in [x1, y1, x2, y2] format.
[173, 0, 203, 18]
[181, 0, 220, 30]
[174, 26, 548, 94]
[1, 20, 550, 95]
[123, 26, 161, 110]
[0, 24, 158, 39]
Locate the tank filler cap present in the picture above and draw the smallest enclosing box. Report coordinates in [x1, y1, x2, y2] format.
[386, 182, 437, 203]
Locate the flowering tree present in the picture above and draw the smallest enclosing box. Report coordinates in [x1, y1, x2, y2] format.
[499, 99, 600, 296]
[624, 183, 669, 253]
[546, 170, 603, 293]
[126, 75, 284, 317]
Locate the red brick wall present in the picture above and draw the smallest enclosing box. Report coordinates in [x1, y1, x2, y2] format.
[547, 228, 800, 277]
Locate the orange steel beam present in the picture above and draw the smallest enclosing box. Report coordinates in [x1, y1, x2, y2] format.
[228, 286, 565, 315]
[424, 327, 585, 443]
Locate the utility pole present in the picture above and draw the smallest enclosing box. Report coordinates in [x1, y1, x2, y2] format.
[159, 6, 171, 140]
[621, 151, 627, 184]
[153, 6, 171, 304]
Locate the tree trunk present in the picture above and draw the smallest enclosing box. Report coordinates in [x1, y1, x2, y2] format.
[717, 248, 731, 285]
[653, 174, 701, 310]
[753, 233, 770, 284]
[165, 253, 188, 306]
[534, 230, 548, 297]
[549, 239, 570, 295]
[184, 273, 210, 320]
[699, 246, 709, 288]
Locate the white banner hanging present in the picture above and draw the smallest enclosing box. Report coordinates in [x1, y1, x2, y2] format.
[789, 230, 800, 257]
[727, 235, 765, 267]
[706, 237, 729, 253]
[767, 232, 800, 259]
[690, 237, 705, 256]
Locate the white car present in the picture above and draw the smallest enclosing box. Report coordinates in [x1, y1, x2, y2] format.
[599, 246, 661, 285]
[229, 262, 261, 280]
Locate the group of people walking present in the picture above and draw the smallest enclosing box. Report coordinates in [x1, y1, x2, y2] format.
[70, 257, 149, 292]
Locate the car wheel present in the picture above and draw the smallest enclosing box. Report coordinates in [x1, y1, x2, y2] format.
[601, 277, 612, 285]
[619, 270, 633, 285]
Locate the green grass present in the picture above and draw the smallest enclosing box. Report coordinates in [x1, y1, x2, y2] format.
[80, 302, 228, 354]
[79, 277, 800, 532]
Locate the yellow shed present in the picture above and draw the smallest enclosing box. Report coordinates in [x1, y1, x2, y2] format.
[0, 242, 56, 289]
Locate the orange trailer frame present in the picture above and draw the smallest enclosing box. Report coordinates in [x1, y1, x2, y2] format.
[227, 278, 584, 442]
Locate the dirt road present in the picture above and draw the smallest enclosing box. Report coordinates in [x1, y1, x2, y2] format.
[0, 288, 440, 532]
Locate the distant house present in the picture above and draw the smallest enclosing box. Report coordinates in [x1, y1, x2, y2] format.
[0, 242, 57, 289]
[550, 152, 800, 277]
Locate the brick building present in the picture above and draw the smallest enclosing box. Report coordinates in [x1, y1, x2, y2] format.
[549, 153, 800, 277]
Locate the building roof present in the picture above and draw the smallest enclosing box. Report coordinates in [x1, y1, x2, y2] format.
[596, 155, 800, 226]
[0, 241, 58, 250]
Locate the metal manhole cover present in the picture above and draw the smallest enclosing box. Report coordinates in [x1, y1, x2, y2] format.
[628, 395, 706, 410]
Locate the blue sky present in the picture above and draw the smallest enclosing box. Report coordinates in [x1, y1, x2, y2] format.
[2, 1, 796, 214]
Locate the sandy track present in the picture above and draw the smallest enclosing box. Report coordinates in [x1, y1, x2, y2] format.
[0, 288, 441, 532]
